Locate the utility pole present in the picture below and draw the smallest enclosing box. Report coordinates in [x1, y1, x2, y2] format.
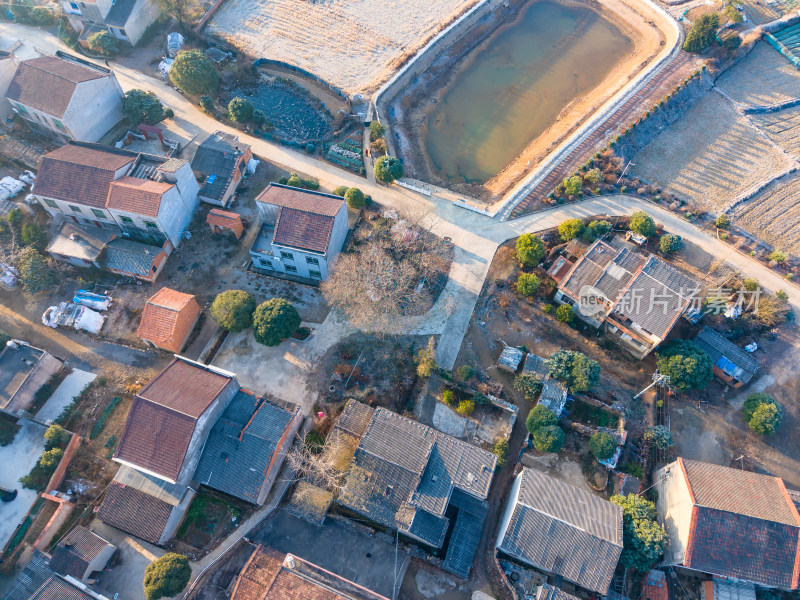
[616, 160, 635, 186]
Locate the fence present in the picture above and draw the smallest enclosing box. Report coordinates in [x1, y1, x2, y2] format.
[45, 433, 80, 493]
[253, 58, 350, 106]
[395, 178, 432, 197]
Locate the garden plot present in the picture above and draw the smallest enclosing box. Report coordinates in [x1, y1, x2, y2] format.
[750, 105, 800, 159]
[207, 0, 480, 96]
[631, 92, 794, 212]
[716, 42, 800, 107]
[732, 172, 800, 255]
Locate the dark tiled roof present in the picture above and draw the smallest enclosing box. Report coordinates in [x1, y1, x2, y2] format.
[406, 509, 449, 547]
[48, 526, 111, 579]
[335, 399, 375, 438]
[98, 482, 173, 544]
[560, 240, 618, 299]
[46, 222, 117, 262]
[442, 511, 483, 578]
[497, 468, 623, 594]
[192, 131, 249, 201]
[34, 144, 135, 208]
[539, 379, 567, 416]
[29, 577, 99, 600]
[101, 238, 163, 278]
[104, 0, 136, 27]
[693, 327, 759, 384]
[449, 487, 489, 519]
[536, 583, 582, 600]
[194, 390, 297, 503]
[2, 552, 54, 600]
[523, 354, 549, 378]
[106, 176, 171, 217]
[8, 56, 108, 117]
[273, 207, 335, 254]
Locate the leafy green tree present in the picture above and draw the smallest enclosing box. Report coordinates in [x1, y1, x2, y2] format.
[143, 553, 191, 600]
[555, 303, 574, 324]
[442, 390, 455, 405]
[16, 247, 56, 295]
[589, 432, 616, 459]
[516, 374, 543, 402]
[21, 222, 46, 251]
[344, 187, 366, 209]
[643, 425, 673, 450]
[563, 175, 583, 196]
[656, 341, 712, 391]
[210, 290, 256, 332]
[169, 49, 218, 95]
[333, 186, 349, 197]
[548, 349, 600, 392]
[659, 234, 682, 254]
[515, 233, 545, 267]
[584, 167, 602, 185]
[629, 211, 656, 237]
[724, 4, 743, 22]
[491, 438, 509, 469]
[586, 219, 612, 240]
[31, 6, 56, 24]
[44, 424, 70, 450]
[415, 337, 437, 377]
[715, 214, 731, 229]
[286, 173, 303, 188]
[743, 278, 759, 292]
[38, 447, 64, 470]
[768, 250, 787, 264]
[199, 95, 214, 112]
[743, 393, 782, 435]
[532, 424, 565, 453]
[683, 14, 720, 53]
[456, 400, 475, 417]
[558, 218, 585, 241]
[611, 494, 667, 572]
[369, 121, 385, 141]
[525, 404, 555, 433]
[516, 273, 540, 296]
[456, 365, 474, 381]
[227, 97, 254, 122]
[87, 30, 119, 56]
[374, 156, 403, 184]
[252, 110, 265, 127]
[253, 299, 301, 346]
[123, 90, 166, 125]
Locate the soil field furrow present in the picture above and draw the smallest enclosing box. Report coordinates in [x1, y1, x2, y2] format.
[732, 172, 800, 254]
[716, 42, 800, 107]
[751, 105, 800, 158]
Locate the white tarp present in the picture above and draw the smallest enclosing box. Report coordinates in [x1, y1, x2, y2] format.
[73, 290, 112, 311]
[0, 177, 25, 196]
[42, 302, 105, 333]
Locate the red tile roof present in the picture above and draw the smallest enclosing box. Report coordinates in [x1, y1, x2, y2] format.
[97, 482, 173, 545]
[107, 176, 172, 217]
[137, 358, 233, 418]
[255, 184, 344, 217]
[641, 570, 668, 600]
[8, 56, 109, 117]
[136, 288, 200, 353]
[34, 145, 134, 209]
[273, 207, 334, 254]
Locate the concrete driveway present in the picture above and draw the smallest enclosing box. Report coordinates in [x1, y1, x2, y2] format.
[0, 419, 47, 549]
[251, 509, 409, 599]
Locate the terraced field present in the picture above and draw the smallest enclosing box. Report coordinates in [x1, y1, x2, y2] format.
[732, 172, 800, 254]
[751, 105, 800, 159]
[207, 0, 481, 96]
[716, 42, 800, 107]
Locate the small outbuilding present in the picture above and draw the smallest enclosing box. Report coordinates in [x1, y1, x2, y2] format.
[498, 345, 524, 373]
[48, 526, 116, 584]
[693, 326, 759, 388]
[207, 208, 244, 239]
[136, 287, 201, 353]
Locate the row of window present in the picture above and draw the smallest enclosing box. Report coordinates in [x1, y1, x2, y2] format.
[15, 103, 66, 131]
[278, 250, 320, 266]
[45, 199, 159, 229]
[256, 258, 321, 279]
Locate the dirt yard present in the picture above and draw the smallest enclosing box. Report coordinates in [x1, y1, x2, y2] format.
[732, 171, 800, 255]
[207, 0, 483, 96]
[631, 91, 795, 212]
[716, 41, 800, 107]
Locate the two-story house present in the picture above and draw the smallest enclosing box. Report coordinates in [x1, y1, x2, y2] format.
[250, 184, 348, 282]
[33, 142, 199, 248]
[0, 51, 19, 126]
[7, 54, 123, 142]
[61, 0, 161, 47]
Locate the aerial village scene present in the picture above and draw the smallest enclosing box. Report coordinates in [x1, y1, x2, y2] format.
[1, 0, 800, 599]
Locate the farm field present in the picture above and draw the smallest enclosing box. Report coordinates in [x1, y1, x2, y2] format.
[631, 91, 795, 212]
[751, 105, 800, 159]
[716, 42, 800, 107]
[732, 172, 800, 255]
[207, 0, 481, 96]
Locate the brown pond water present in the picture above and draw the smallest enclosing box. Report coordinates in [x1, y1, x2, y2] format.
[424, 0, 633, 184]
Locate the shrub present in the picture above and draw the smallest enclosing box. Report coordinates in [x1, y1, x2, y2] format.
[532, 424, 565, 453]
[611, 494, 667, 572]
[199, 95, 214, 112]
[515, 374, 543, 401]
[415, 338, 437, 377]
[473, 392, 490, 405]
[252, 299, 301, 346]
[123, 89, 166, 125]
[542, 304, 553, 315]
[16, 247, 56, 295]
[44, 424, 70, 449]
[515, 233, 545, 267]
[558, 218, 585, 241]
[344, 187, 366, 209]
[144, 553, 191, 600]
[549, 349, 600, 392]
[87, 30, 119, 56]
[374, 156, 403, 183]
[656, 340, 713, 391]
[456, 400, 475, 417]
[722, 33, 741, 50]
[21, 222, 46, 251]
[333, 185, 348, 197]
[516, 273, 540, 296]
[31, 6, 56, 24]
[456, 365, 475, 381]
[286, 173, 303, 188]
[643, 425, 673, 450]
[563, 175, 583, 196]
[629, 211, 656, 237]
[369, 121, 385, 141]
[743, 277, 759, 292]
[491, 438, 509, 469]
[683, 13, 719, 53]
[583, 167, 602, 184]
[253, 110, 266, 127]
[659, 234, 682, 254]
[586, 219, 612, 240]
[715, 214, 730, 229]
[442, 390, 455, 406]
[169, 49, 219, 95]
[589, 432, 616, 460]
[39, 447, 64, 470]
[743, 393, 782, 435]
[768, 250, 787, 264]
[90, 397, 122, 440]
[724, 3, 743, 22]
[526, 404, 556, 433]
[227, 97, 254, 122]
[210, 290, 256, 332]
[555, 303, 574, 324]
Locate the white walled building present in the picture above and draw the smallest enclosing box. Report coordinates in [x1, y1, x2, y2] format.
[61, 0, 161, 46]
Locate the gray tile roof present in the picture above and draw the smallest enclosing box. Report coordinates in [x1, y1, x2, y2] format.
[104, 0, 136, 27]
[194, 390, 297, 503]
[2, 551, 53, 600]
[46, 222, 118, 262]
[335, 400, 375, 438]
[191, 131, 249, 201]
[101, 238, 162, 277]
[693, 327, 759, 384]
[449, 487, 489, 519]
[442, 511, 483, 578]
[406, 509, 449, 547]
[498, 468, 623, 594]
[523, 354, 548, 378]
[48, 526, 112, 579]
[539, 380, 568, 417]
[536, 583, 582, 600]
[560, 240, 617, 299]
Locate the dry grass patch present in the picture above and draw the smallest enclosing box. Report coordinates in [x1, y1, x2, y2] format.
[716, 42, 800, 107]
[732, 171, 800, 255]
[751, 105, 800, 159]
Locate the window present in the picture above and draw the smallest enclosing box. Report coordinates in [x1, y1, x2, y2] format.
[144, 221, 158, 229]
[69, 205, 82, 213]
[280, 251, 294, 261]
[120, 216, 133, 224]
[44, 199, 58, 209]
[309, 270, 322, 279]
[259, 259, 269, 267]
[306, 256, 319, 266]
[91, 209, 106, 219]
[15, 103, 27, 115]
[285, 265, 297, 274]
[53, 119, 66, 131]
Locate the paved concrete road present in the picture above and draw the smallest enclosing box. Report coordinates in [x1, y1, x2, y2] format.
[35, 368, 96, 423]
